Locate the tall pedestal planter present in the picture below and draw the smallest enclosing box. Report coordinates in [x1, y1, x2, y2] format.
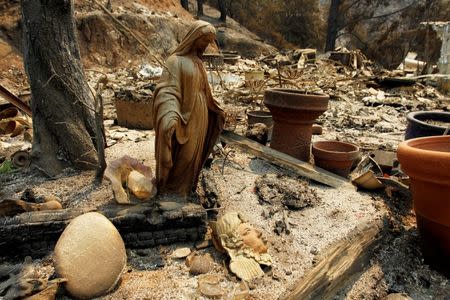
[264, 89, 329, 161]
[397, 135, 450, 275]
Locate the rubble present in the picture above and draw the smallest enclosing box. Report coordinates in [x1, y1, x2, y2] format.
[255, 174, 320, 210]
[0, 257, 66, 299]
[0, 3, 449, 297]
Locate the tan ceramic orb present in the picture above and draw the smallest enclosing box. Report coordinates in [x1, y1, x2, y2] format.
[54, 212, 126, 299]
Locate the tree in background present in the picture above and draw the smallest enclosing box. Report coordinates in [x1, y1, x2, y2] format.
[22, 0, 100, 175]
[218, 0, 227, 22]
[325, 0, 341, 52]
[180, 0, 189, 10]
[197, 0, 204, 16]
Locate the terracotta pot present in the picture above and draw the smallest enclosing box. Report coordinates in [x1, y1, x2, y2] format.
[397, 135, 450, 274]
[223, 54, 240, 65]
[0, 120, 23, 136]
[312, 141, 360, 177]
[247, 110, 272, 128]
[405, 111, 450, 140]
[11, 150, 31, 169]
[264, 89, 329, 161]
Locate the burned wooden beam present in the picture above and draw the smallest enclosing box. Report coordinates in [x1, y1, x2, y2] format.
[0, 84, 32, 116]
[0, 202, 207, 258]
[220, 130, 351, 189]
[282, 222, 384, 300]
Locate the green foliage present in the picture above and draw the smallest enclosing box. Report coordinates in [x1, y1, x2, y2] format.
[0, 160, 13, 174]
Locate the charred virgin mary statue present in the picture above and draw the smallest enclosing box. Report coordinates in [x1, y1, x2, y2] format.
[153, 21, 224, 198]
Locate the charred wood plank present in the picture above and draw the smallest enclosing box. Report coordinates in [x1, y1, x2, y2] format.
[220, 130, 351, 188]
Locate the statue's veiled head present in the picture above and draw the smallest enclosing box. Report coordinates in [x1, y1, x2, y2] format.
[171, 20, 216, 56]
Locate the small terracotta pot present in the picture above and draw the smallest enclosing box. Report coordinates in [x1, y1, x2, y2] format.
[0, 120, 23, 136]
[397, 135, 450, 275]
[312, 141, 360, 177]
[247, 110, 273, 128]
[264, 89, 329, 161]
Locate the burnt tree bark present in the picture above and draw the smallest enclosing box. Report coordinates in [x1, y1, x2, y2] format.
[180, 0, 189, 10]
[325, 0, 341, 52]
[197, 0, 204, 16]
[22, 0, 99, 176]
[218, 0, 227, 22]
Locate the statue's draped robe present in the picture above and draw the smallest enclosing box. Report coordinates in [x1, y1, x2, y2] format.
[153, 54, 224, 196]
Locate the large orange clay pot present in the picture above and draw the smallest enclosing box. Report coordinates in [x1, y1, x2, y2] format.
[397, 135, 450, 275]
[264, 89, 329, 161]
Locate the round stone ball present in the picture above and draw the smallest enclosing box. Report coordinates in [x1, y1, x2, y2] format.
[54, 212, 126, 299]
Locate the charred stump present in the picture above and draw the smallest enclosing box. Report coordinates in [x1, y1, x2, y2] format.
[22, 0, 99, 175]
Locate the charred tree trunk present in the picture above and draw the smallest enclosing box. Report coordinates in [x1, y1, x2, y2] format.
[197, 0, 204, 16]
[22, 0, 98, 176]
[218, 0, 227, 22]
[325, 0, 341, 52]
[180, 0, 189, 10]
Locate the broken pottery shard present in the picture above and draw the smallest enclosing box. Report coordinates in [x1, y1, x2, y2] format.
[127, 170, 156, 200]
[0, 198, 62, 217]
[36, 200, 63, 211]
[104, 155, 156, 204]
[54, 212, 126, 299]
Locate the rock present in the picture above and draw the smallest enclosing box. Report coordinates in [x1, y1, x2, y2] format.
[188, 253, 214, 275]
[171, 247, 191, 259]
[54, 212, 126, 299]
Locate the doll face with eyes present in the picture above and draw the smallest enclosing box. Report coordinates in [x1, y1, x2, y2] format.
[238, 223, 268, 254]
